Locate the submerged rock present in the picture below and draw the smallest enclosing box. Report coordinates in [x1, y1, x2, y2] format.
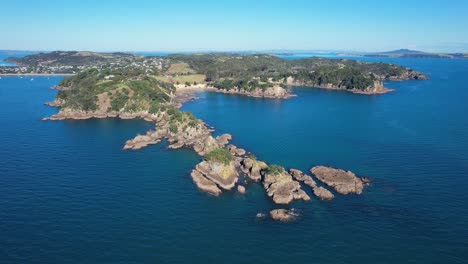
[237, 185, 246, 194]
[310, 166, 365, 195]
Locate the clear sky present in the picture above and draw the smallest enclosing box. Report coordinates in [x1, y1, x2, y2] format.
[2, 0, 468, 52]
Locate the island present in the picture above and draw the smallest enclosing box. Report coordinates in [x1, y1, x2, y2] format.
[1, 51, 427, 220]
[338, 49, 468, 59]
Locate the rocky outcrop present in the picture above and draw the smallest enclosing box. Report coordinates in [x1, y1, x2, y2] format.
[313, 186, 335, 200]
[44, 100, 63, 107]
[123, 129, 166, 150]
[289, 168, 317, 188]
[226, 144, 246, 157]
[270, 209, 300, 221]
[194, 160, 239, 190]
[263, 171, 310, 204]
[240, 158, 267, 181]
[190, 169, 222, 196]
[310, 166, 366, 195]
[215, 134, 232, 147]
[215, 85, 293, 99]
[284, 77, 394, 95]
[289, 168, 334, 200]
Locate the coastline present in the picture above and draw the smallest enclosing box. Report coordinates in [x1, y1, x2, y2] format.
[0, 73, 75, 76]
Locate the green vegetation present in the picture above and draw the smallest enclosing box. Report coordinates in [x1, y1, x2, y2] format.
[293, 66, 375, 90]
[264, 164, 284, 175]
[167, 54, 414, 92]
[6, 51, 135, 66]
[57, 68, 175, 112]
[204, 148, 233, 165]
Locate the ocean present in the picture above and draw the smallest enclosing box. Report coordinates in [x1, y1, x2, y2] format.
[0, 56, 467, 263]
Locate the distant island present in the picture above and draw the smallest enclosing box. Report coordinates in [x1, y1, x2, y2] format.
[0, 51, 428, 220]
[338, 49, 468, 59]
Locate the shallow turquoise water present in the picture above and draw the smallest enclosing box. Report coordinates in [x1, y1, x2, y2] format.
[1, 57, 468, 263]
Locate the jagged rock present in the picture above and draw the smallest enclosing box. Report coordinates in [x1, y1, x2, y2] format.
[195, 160, 239, 190]
[215, 134, 232, 147]
[310, 166, 365, 195]
[193, 135, 219, 156]
[237, 185, 246, 194]
[263, 171, 310, 204]
[240, 158, 267, 181]
[289, 168, 334, 200]
[215, 85, 293, 99]
[313, 186, 335, 200]
[123, 134, 161, 150]
[123, 128, 167, 150]
[190, 170, 222, 196]
[168, 142, 184, 149]
[226, 144, 246, 156]
[263, 86, 289, 98]
[361, 177, 371, 185]
[289, 168, 317, 188]
[270, 209, 300, 221]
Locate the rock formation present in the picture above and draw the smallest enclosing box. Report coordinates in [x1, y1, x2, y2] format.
[190, 169, 222, 196]
[263, 170, 310, 204]
[270, 208, 300, 221]
[194, 160, 239, 190]
[289, 168, 335, 200]
[310, 166, 365, 195]
[240, 158, 267, 181]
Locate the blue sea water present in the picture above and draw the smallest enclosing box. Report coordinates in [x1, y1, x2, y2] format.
[1, 57, 468, 263]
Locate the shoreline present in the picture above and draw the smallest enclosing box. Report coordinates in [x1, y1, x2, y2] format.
[0, 73, 75, 76]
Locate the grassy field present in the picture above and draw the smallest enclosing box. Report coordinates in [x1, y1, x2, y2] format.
[154, 74, 206, 84]
[166, 62, 194, 74]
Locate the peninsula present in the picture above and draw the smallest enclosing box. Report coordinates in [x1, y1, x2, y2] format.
[3, 51, 428, 220]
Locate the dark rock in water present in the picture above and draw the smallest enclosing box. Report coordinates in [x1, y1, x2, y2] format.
[310, 166, 366, 195]
[270, 208, 300, 221]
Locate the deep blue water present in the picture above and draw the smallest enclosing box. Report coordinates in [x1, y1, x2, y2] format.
[1, 57, 468, 263]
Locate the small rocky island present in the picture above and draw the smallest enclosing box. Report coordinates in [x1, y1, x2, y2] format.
[21, 51, 427, 221]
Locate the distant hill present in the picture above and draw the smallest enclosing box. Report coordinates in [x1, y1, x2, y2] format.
[5, 51, 137, 66]
[364, 49, 467, 59]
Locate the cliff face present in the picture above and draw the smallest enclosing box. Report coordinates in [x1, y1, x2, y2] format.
[215, 85, 292, 99]
[285, 77, 392, 95]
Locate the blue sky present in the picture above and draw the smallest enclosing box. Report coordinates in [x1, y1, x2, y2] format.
[2, 0, 468, 52]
